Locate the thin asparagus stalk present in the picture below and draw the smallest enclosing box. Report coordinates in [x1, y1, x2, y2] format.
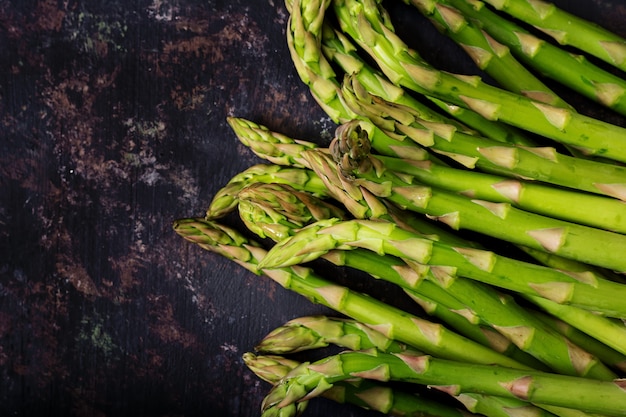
[533, 311, 626, 375]
[256, 315, 411, 354]
[375, 153, 626, 234]
[342, 73, 626, 201]
[480, 0, 626, 73]
[261, 349, 626, 416]
[525, 294, 626, 358]
[227, 117, 318, 169]
[325, 122, 626, 273]
[408, 0, 570, 108]
[333, 0, 626, 163]
[205, 163, 328, 220]
[172, 217, 530, 368]
[258, 217, 626, 318]
[244, 351, 472, 417]
[420, 0, 626, 116]
[256, 317, 565, 417]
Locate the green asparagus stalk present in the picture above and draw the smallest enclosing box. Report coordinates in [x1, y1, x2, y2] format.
[205, 164, 328, 220]
[374, 152, 626, 234]
[480, 0, 626, 73]
[244, 351, 472, 417]
[324, 123, 626, 273]
[259, 217, 626, 318]
[261, 349, 626, 416]
[240, 182, 617, 378]
[255, 317, 569, 417]
[333, 0, 626, 163]
[408, 0, 570, 108]
[416, 0, 626, 116]
[319, 23, 538, 147]
[172, 217, 529, 368]
[533, 311, 626, 374]
[256, 315, 410, 354]
[342, 73, 626, 201]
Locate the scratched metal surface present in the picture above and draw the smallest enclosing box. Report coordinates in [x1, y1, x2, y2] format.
[0, 0, 624, 416]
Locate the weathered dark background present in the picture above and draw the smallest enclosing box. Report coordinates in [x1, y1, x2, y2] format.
[1, 0, 624, 416]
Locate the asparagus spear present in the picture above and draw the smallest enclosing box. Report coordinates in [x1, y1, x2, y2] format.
[407, 0, 570, 108]
[333, 0, 626, 163]
[255, 317, 565, 417]
[533, 311, 626, 374]
[172, 218, 529, 368]
[418, 0, 626, 116]
[261, 349, 626, 416]
[374, 153, 626, 234]
[240, 182, 617, 378]
[258, 217, 626, 318]
[205, 163, 328, 220]
[480, 0, 626, 73]
[341, 72, 626, 201]
[244, 351, 472, 417]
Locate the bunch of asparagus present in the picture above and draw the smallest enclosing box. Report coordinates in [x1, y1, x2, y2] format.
[174, 0, 626, 415]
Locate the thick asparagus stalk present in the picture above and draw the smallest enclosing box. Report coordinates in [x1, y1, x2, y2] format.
[480, 0, 626, 73]
[240, 182, 616, 378]
[341, 73, 626, 201]
[333, 0, 626, 163]
[172, 218, 529, 368]
[259, 217, 626, 318]
[375, 153, 626, 234]
[244, 351, 471, 417]
[261, 349, 626, 416]
[407, 0, 570, 108]
[419, 0, 626, 116]
[324, 123, 626, 273]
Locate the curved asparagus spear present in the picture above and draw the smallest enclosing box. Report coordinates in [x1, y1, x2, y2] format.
[172, 217, 529, 368]
[342, 73, 626, 201]
[261, 349, 626, 416]
[259, 217, 626, 318]
[244, 351, 472, 417]
[205, 163, 328, 219]
[480, 0, 626, 73]
[333, 0, 626, 163]
[240, 182, 616, 379]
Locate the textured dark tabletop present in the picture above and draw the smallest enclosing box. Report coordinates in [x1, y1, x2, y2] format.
[1, 0, 625, 416]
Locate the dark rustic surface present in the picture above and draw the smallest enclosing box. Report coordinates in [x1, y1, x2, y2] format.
[1, 1, 625, 416]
